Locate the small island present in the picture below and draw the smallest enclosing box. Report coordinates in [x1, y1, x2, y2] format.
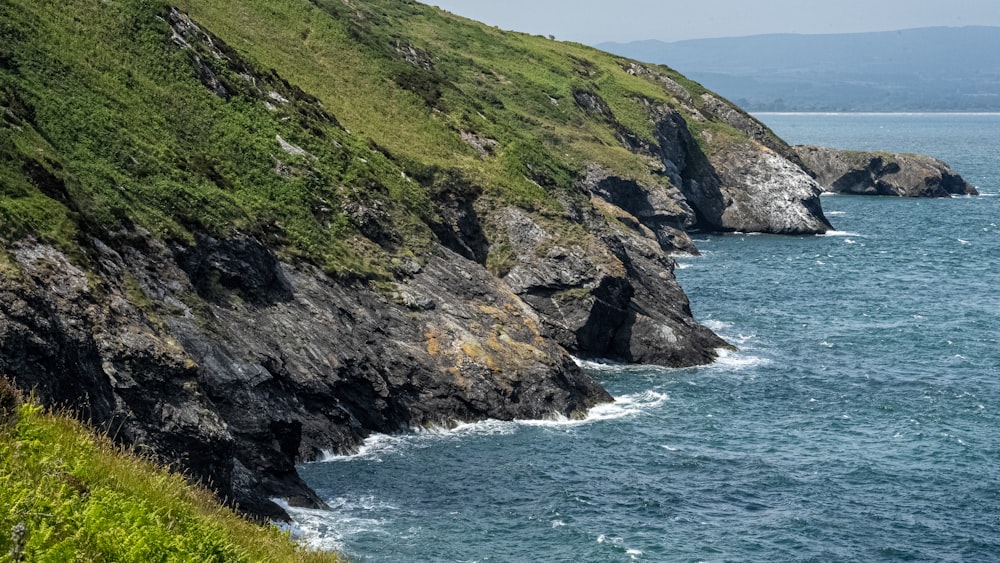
[795, 145, 978, 197]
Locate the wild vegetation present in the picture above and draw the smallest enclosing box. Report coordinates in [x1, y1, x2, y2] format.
[0, 0, 791, 555]
[0, 379, 338, 562]
[1, 0, 753, 280]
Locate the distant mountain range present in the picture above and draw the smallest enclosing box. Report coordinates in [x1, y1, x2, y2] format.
[599, 27, 1000, 112]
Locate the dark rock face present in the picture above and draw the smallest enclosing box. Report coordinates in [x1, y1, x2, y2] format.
[580, 163, 697, 255]
[0, 235, 609, 520]
[495, 191, 728, 368]
[795, 145, 979, 197]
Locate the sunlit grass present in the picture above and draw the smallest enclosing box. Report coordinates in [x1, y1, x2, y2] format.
[0, 380, 340, 562]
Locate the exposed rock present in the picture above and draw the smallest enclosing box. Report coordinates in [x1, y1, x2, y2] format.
[650, 106, 831, 234]
[494, 201, 728, 368]
[794, 145, 979, 197]
[711, 143, 832, 234]
[578, 163, 697, 255]
[0, 234, 609, 521]
[460, 130, 499, 158]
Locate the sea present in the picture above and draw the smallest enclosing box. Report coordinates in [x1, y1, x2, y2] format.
[284, 113, 1000, 562]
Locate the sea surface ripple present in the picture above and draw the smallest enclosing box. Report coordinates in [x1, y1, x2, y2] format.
[290, 113, 1000, 562]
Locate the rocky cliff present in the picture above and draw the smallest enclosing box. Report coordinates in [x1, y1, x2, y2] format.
[2, 0, 831, 519]
[795, 145, 978, 197]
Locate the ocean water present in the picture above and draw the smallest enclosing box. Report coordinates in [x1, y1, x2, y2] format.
[288, 113, 1000, 562]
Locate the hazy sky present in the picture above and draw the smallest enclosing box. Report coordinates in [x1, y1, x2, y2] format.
[421, 1, 1000, 44]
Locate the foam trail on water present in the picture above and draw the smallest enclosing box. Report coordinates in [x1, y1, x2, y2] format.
[317, 391, 666, 463]
[318, 389, 668, 463]
[319, 433, 409, 462]
[273, 498, 387, 554]
[821, 230, 862, 237]
[710, 347, 772, 371]
[318, 419, 521, 462]
[521, 390, 669, 427]
[572, 357, 625, 372]
[702, 319, 734, 332]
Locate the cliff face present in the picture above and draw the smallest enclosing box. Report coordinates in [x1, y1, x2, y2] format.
[2, 233, 612, 519]
[1, 0, 831, 518]
[795, 145, 978, 197]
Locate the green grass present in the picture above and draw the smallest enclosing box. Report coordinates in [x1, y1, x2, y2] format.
[2, 0, 754, 280]
[0, 380, 339, 562]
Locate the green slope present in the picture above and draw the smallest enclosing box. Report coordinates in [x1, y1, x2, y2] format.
[0, 380, 337, 561]
[1, 0, 756, 279]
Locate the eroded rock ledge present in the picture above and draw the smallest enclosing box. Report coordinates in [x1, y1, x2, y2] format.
[795, 145, 978, 197]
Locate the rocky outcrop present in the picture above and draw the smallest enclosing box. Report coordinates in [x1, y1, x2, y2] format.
[0, 234, 610, 520]
[620, 67, 832, 235]
[795, 145, 978, 197]
[493, 190, 727, 368]
[709, 142, 833, 233]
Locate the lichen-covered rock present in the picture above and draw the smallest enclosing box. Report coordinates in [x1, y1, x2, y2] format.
[0, 234, 610, 520]
[711, 143, 832, 234]
[795, 145, 979, 197]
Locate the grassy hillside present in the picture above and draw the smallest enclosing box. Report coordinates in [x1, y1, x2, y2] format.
[0, 380, 337, 561]
[1, 0, 746, 279]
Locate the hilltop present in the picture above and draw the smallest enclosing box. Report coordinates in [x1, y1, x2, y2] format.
[1, 0, 829, 519]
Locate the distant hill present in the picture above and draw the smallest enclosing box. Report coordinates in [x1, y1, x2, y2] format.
[599, 27, 1000, 112]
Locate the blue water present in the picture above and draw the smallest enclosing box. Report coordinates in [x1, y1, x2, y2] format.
[288, 114, 1000, 562]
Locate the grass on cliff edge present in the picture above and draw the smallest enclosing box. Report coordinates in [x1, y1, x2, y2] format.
[2, 0, 727, 279]
[0, 380, 339, 563]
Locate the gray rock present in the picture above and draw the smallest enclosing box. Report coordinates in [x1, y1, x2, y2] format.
[649, 105, 831, 234]
[0, 235, 609, 521]
[612, 66, 830, 235]
[795, 145, 978, 197]
[493, 201, 728, 368]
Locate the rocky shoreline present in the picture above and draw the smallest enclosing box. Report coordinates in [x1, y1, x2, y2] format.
[0, 2, 977, 523]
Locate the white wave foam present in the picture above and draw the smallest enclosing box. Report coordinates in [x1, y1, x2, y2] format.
[826, 211, 848, 216]
[521, 391, 669, 427]
[321, 421, 525, 462]
[572, 357, 624, 372]
[821, 230, 862, 237]
[319, 390, 668, 462]
[273, 498, 387, 553]
[675, 262, 692, 270]
[702, 319, 733, 332]
[319, 433, 411, 462]
[710, 347, 772, 370]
